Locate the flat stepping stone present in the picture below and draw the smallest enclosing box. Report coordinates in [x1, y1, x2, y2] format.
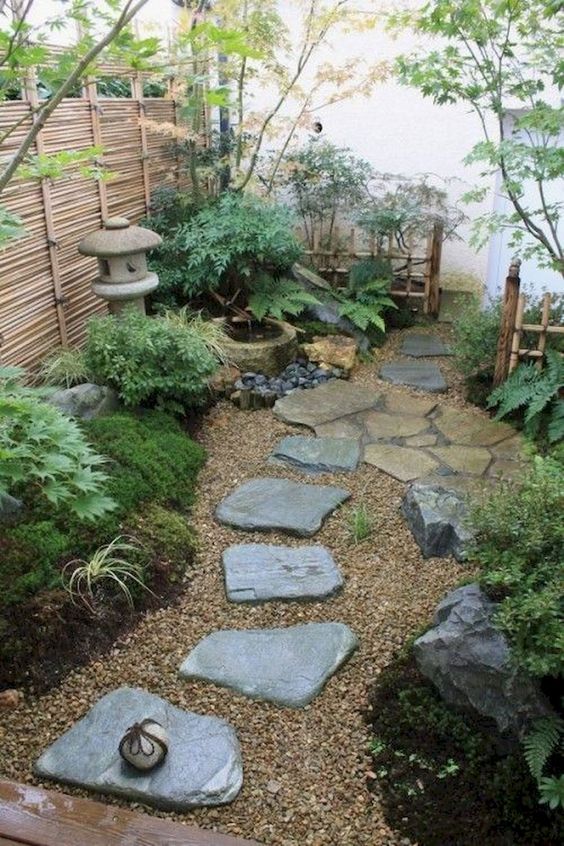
[380, 361, 447, 393]
[430, 445, 492, 476]
[179, 623, 358, 708]
[223, 543, 343, 603]
[434, 406, 514, 447]
[401, 333, 452, 357]
[270, 435, 360, 473]
[364, 410, 429, 440]
[364, 444, 439, 482]
[216, 478, 349, 536]
[314, 416, 364, 440]
[34, 687, 242, 811]
[383, 392, 437, 417]
[273, 380, 379, 428]
[405, 433, 437, 447]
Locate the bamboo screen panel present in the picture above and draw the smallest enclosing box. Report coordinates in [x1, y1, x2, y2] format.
[0, 92, 187, 370]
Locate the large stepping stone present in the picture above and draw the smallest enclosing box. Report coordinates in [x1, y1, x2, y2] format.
[401, 333, 452, 357]
[364, 444, 439, 482]
[315, 416, 364, 440]
[34, 687, 242, 811]
[430, 445, 491, 476]
[216, 478, 349, 536]
[223, 543, 343, 603]
[383, 392, 437, 417]
[380, 361, 447, 393]
[434, 406, 514, 447]
[179, 623, 358, 708]
[273, 380, 379, 428]
[270, 435, 360, 473]
[364, 410, 429, 440]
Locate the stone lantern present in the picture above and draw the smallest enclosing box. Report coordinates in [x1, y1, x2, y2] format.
[78, 217, 162, 315]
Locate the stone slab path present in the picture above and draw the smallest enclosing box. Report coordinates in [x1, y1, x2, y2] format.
[400, 333, 452, 357]
[270, 435, 360, 474]
[35, 688, 243, 811]
[179, 623, 358, 708]
[223, 543, 343, 603]
[215, 478, 349, 536]
[380, 361, 448, 393]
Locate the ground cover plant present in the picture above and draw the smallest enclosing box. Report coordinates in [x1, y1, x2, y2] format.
[0, 409, 205, 690]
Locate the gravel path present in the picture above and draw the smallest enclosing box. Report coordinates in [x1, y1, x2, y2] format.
[0, 327, 475, 846]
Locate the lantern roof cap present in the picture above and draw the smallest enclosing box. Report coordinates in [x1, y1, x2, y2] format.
[78, 217, 162, 257]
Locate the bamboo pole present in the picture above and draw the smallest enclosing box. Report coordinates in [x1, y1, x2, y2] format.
[85, 77, 109, 220]
[509, 293, 526, 374]
[427, 222, 443, 317]
[535, 292, 551, 369]
[132, 72, 151, 214]
[493, 257, 521, 386]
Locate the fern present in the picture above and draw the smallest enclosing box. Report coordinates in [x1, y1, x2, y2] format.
[523, 716, 564, 784]
[487, 349, 564, 442]
[248, 275, 319, 322]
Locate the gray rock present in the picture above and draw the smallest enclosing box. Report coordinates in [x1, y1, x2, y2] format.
[380, 362, 447, 393]
[223, 543, 343, 603]
[401, 333, 452, 357]
[179, 623, 358, 708]
[274, 380, 379, 428]
[271, 436, 360, 474]
[216, 478, 350, 537]
[402, 482, 473, 561]
[34, 687, 242, 810]
[414, 585, 552, 734]
[0, 492, 23, 524]
[48, 383, 119, 419]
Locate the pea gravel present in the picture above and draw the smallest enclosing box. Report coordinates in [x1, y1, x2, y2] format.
[0, 329, 477, 846]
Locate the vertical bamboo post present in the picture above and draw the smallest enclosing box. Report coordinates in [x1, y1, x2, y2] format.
[493, 257, 522, 386]
[85, 77, 109, 220]
[406, 232, 414, 297]
[427, 221, 443, 317]
[24, 71, 69, 346]
[536, 292, 551, 369]
[132, 72, 151, 215]
[509, 293, 526, 374]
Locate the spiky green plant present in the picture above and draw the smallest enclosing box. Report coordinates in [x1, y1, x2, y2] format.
[248, 273, 319, 322]
[334, 258, 397, 333]
[523, 717, 564, 810]
[487, 349, 564, 443]
[347, 503, 374, 544]
[162, 307, 231, 364]
[62, 535, 152, 612]
[36, 346, 91, 388]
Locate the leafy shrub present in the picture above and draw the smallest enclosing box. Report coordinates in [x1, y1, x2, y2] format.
[334, 257, 397, 333]
[36, 346, 91, 388]
[469, 455, 564, 678]
[0, 366, 114, 520]
[248, 274, 318, 322]
[452, 295, 502, 378]
[161, 307, 230, 363]
[487, 349, 564, 444]
[85, 308, 218, 411]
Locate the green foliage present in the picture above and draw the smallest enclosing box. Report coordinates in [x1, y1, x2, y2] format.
[539, 775, 564, 811]
[452, 295, 502, 378]
[333, 258, 397, 333]
[392, 0, 564, 272]
[293, 320, 343, 343]
[160, 307, 230, 364]
[0, 366, 114, 520]
[133, 503, 197, 573]
[0, 207, 24, 249]
[347, 503, 374, 544]
[63, 536, 150, 612]
[248, 274, 319, 322]
[469, 455, 564, 677]
[523, 717, 564, 784]
[487, 350, 564, 443]
[37, 346, 91, 389]
[85, 308, 218, 412]
[174, 192, 302, 298]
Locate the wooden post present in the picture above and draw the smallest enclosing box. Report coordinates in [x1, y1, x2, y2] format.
[85, 77, 109, 220]
[493, 257, 521, 386]
[427, 221, 443, 317]
[509, 293, 526, 374]
[536, 292, 551, 369]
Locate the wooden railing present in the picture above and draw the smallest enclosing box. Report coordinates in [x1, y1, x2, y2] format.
[493, 259, 564, 386]
[300, 222, 443, 317]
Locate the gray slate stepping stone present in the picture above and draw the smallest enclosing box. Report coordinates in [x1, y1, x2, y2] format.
[380, 361, 447, 393]
[179, 623, 358, 708]
[315, 416, 364, 441]
[223, 543, 343, 603]
[364, 411, 429, 440]
[430, 445, 491, 476]
[273, 380, 379, 428]
[401, 333, 452, 357]
[34, 687, 242, 811]
[364, 444, 439, 482]
[270, 435, 360, 473]
[434, 406, 514, 447]
[216, 478, 349, 536]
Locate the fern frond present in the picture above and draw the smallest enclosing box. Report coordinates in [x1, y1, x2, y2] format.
[548, 398, 564, 443]
[248, 276, 319, 323]
[338, 300, 386, 333]
[523, 716, 563, 783]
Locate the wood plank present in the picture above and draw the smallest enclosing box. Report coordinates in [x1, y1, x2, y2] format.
[0, 781, 261, 846]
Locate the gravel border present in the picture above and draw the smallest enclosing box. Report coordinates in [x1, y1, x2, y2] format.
[0, 329, 479, 846]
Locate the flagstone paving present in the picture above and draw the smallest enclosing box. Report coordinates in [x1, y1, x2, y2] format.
[179, 623, 358, 708]
[364, 444, 440, 482]
[270, 435, 360, 474]
[401, 333, 453, 357]
[223, 543, 343, 603]
[380, 361, 448, 393]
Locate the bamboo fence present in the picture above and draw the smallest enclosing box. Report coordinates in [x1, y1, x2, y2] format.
[0, 69, 192, 370]
[493, 258, 564, 385]
[301, 221, 443, 316]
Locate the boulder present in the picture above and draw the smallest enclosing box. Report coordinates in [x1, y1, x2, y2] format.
[208, 364, 241, 397]
[402, 482, 473, 561]
[414, 584, 553, 734]
[48, 383, 119, 419]
[303, 335, 358, 372]
[0, 493, 23, 524]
